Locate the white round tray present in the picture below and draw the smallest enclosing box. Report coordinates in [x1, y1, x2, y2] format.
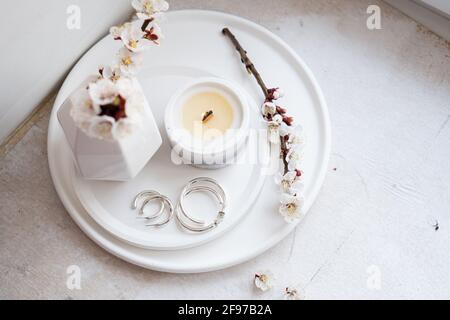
[48, 10, 331, 273]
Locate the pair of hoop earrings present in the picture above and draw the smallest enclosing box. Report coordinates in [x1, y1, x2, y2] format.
[131, 177, 226, 233]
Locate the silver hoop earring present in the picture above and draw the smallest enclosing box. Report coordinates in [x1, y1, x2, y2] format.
[132, 190, 164, 220]
[131, 190, 173, 227]
[144, 194, 174, 227]
[176, 177, 226, 233]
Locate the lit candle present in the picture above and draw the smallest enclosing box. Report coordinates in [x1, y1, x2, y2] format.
[165, 78, 250, 168]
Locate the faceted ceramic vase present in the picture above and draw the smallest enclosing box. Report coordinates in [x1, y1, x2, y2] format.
[57, 76, 162, 181]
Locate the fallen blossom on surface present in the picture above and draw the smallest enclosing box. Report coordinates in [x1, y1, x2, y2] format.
[284, 287, 305, 300]
[254, 271, 275, 292]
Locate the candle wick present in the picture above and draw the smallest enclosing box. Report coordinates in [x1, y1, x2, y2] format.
[202, 110, 214, 123]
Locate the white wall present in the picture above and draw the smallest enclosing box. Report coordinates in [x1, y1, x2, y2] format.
[421, 0, 450, 16]
[0, 0, 132, 143]
[385, 0, 450, 41]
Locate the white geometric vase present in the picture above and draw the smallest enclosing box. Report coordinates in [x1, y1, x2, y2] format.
[57, 76, 162, 181]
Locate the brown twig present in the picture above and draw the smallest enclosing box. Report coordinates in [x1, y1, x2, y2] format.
[141, 18, 152, 31]
[222, 28, 269, 98]
[222, 27, 289, 174]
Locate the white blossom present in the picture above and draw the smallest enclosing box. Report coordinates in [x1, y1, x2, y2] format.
[286, 147, 303, 171]
[254, 271, 275, 292]
[113, 117, 140, 139]
[88, 79, 118, 108]
[284, 287, 305, 300]
[101, 65, 122, 82]
[120, 22, 150, 52]
[116, 47, 144, 75]
[275, 171, 304, 195]
[267, 114, 283, 144]
[132, 0, 169, 20]
[110, 22, 131, 40]
[261, 101, 276, 118]
[279, 193, 303, 223]
[268, 123, 280, 144]
[70, 87, 97, 132]
[115, 77, 136, 99]
[281, 123, 305, 172]
[270, 87, 284, 100]
[287, 132, 305, 150]
[273, 114, 283, 123]
[88, 116, 115, 141]
[71, 77, 145, 141]
[70, 0, 168, 142]
[119, 80, 144, 120]
[280, 123, 305, 150]
[109, 77, 144, 120]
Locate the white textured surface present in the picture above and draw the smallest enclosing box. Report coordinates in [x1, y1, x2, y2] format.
[0, 0, 449, 299]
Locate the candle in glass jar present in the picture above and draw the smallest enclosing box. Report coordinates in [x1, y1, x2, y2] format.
[182, 91, 234, 140]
